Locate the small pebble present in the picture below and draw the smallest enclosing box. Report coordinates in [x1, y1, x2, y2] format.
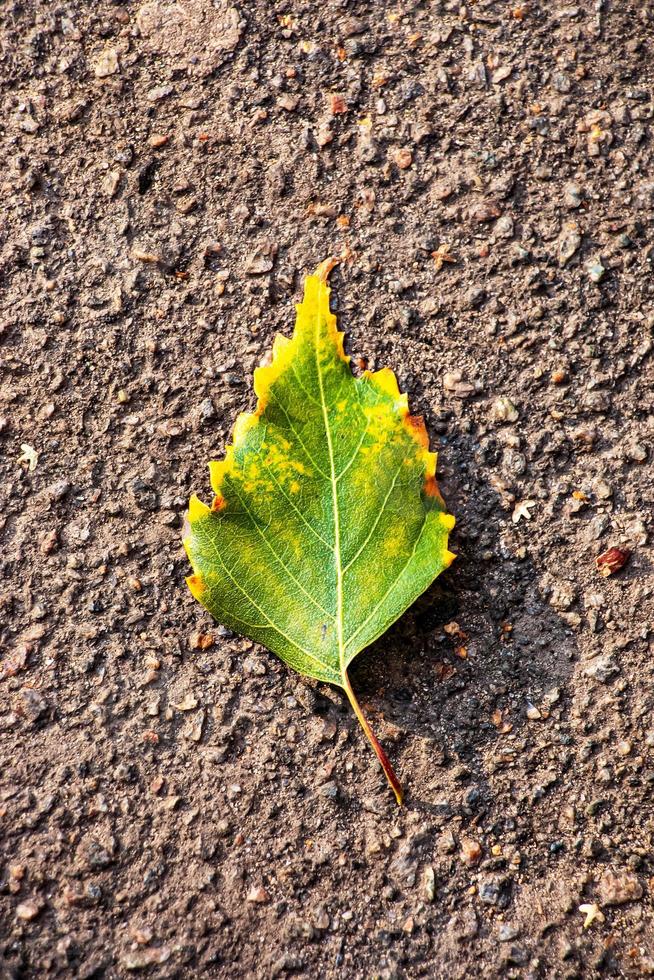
[16, 900, 42, 921]
[247, 885, 270, 904]
[490, 396, 519, 423]
[460, 838, 482, 866]
[598, 870, 643, 906]
[587, 260, 606, 283]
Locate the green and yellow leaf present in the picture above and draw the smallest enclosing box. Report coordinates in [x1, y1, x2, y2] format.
[184, 259, 455, 803]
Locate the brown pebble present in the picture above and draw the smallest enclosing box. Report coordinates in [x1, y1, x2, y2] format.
[460, 838, 483, 866]
[190, 631, 214, 650]
[329, 94, 347, 115]
[470, 199, 503, 223]
[395, 147, 413, 169]
[246, 885, 270, 903]
[598, 870, 643, 905]
[40, 530, 59, 554]
[132, 250, 161, 264]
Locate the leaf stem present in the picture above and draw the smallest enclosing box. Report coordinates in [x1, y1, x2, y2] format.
[343, 670, 403, 805]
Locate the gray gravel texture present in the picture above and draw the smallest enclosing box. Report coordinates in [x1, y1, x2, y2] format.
[1, 0, 654, 977]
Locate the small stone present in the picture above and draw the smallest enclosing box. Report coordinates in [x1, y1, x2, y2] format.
[494, 215, 514, 238]
[189, 631, 214, 650]
[470, 199, 503, 223]
[278, 94, 299, 112]
[587, 260, 606, 283]
[423, 865, 436, 901]
[490, 396, 519, 423]
[129, 924, 154, 945]
[147, 85, 174, 102]
[17, 687, 48, 722]
[245, 244, 278, 275]
[16, 900, 42, 921]
[448, 908, 478, 939]
[584, 656, 620, 683]
[402, 915, 415, 934]
[40, 529, 59, 554]
[101, 171, 122, 198]
[176, 197, 198, 215]
[598, 871, 643, 906]
[172, 693, 198, 712]
[93, 48, 120, 78]
[316, 126, 333, 148]
[199, 397, 215, 422]
[492, 65, 512, 84]
[246, 885, 270, 904]
[558, 224, 582, 266]
[526, 702, 542, 721]
[395, 147, 413, 169]
[626, 443, 648, 463]
[20, 116, 40, 134]
[564, 183, 582, 208]
[438, 829, 457, 854]
[443, 371, 462, 392]
[317, 780, 339, 799]
[460, 838, 482, 866]
[313, 907, 330, 930]
[498, 924, 520, 942]
[478, 879, 502, 906]
[122, 947, 171, 970]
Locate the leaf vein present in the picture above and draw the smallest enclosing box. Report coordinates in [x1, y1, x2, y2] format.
[229, 480, 336, 620]
[204, 532, 336, 676]
[344, 515, 430, 653]
[342, 459, 405, 576]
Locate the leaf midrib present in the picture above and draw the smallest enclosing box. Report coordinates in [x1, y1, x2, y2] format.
[313, 291, 346, 683]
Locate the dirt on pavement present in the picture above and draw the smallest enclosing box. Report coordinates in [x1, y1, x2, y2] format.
[1, 1, 654, 977]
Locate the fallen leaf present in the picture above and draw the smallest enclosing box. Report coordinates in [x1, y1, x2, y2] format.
[579, 903, 605, 929]
[512, 500, 536, 524]
[184, 260, 456, 803]
[595, 547, 630, 577]
[18, 444, 38, 472]
[431, 243, 457, 272]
